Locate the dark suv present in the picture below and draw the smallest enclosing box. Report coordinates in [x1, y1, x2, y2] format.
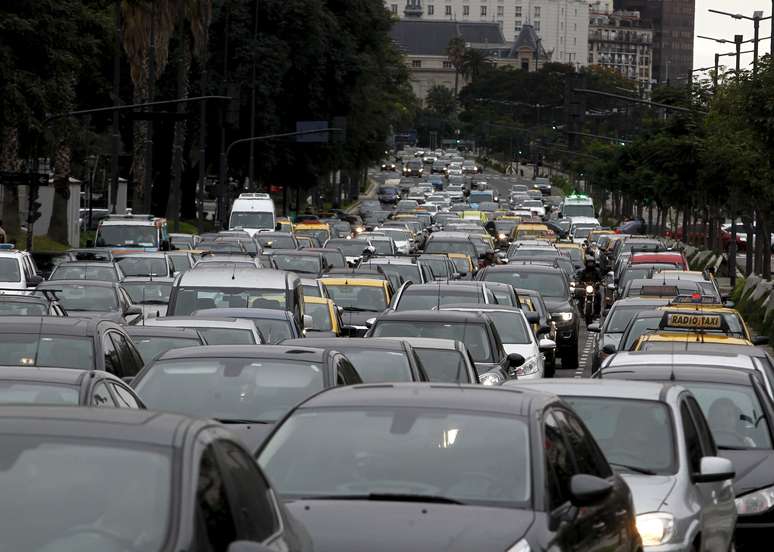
[377, 186, 399, 204]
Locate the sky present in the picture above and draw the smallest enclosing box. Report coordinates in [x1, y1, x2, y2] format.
[693, 0, 774, 73]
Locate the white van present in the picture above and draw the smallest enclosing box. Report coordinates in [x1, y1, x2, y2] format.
[228, 193, 276, 235]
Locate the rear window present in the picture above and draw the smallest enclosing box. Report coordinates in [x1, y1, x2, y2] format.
[0, 259, 21, 283]
[371, 321, 494, 363]
[0, 334, 94, 370]
[415, 349, 472, 383]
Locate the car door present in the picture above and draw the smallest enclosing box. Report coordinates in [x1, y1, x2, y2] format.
[109, 331, 143, 377]
[681, 398, 736, 552]
[192, 442, 239, 552]
[90, 380, 118, 408]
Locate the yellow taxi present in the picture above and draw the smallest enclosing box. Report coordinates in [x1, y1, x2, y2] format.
[276, 217, 294, 233]
[635, 332, 752, 351]
[294, 223, 331, 244]
[462, 210, 489, 223]
[514, 222, 555, 241]
[303, 296, 343, 336]
[555, 242, 584, 267]
[657, 295, 754, 341]
[447, 253, 474, 278]
[318, 277, 392, 336]
[294, 235, 319, 249]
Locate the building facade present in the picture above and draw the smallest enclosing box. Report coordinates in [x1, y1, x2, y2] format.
[385, 0, 589, 68]
[588, 10, 653, 92]
[614, 0, 695, 84]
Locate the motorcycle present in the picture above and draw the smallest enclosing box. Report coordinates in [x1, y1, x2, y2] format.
[580, 282, 597, 326]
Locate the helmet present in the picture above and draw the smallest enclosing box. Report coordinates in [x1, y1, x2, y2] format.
[585, 255, 596, 268]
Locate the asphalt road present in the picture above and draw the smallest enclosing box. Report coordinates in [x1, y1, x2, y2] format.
[371, 167, 593, 379]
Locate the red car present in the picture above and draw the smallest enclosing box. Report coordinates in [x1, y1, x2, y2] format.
[629, 251, 688, 271]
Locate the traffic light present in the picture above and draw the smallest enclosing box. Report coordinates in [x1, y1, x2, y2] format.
[27, 185, 42, 225]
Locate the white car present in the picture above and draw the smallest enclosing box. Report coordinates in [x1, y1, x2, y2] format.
[522, 199, 546, 218]
[374, 227, 412, 255]
[441, 305, 555, 379]
[0, 250, 43, 293]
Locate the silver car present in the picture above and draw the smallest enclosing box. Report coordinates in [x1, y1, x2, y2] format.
[510, 379, 737, 551]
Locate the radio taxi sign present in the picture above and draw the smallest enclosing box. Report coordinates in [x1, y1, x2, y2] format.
[664, 313, 722, 330]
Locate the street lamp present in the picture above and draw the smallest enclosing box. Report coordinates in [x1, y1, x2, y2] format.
[708, 9, 771, 74]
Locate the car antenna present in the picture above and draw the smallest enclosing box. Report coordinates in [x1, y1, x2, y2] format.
[436, 278, 442, 310]
[32, 315, 44, 366]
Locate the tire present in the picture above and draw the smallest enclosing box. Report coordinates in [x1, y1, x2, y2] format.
[544, 353, 556, 378]
[561, 346, 579, 371]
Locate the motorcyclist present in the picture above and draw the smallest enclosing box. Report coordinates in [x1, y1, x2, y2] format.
[576, 256, 603, 319]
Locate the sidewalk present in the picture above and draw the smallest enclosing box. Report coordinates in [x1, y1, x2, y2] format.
[344, 177, 378, 215]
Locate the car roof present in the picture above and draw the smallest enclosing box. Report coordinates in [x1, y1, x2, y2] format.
[283, 337, 407, 351]
[179, 267, 294, 287]
[370, 337, 463, 351]
[114, 252, 168, 258]
[0, 316, 102, 336]
[55, 261, 117, 267]
[482, 264, 562, 274]
[610, 297, 671, 308]
[0, 294, 50, 304]
[319, 278, 386, 287]
[606, 351, 755, 369]
[0, 366, 95, 385]
[144, 317, 257, 330]
[440, 303, 524, 314]
[299, 383, 555, 415]
[157, 344, 328, 362]
[38, 279, 117, 289]
[601, 364, 758, 386]
[0, 406, 202, 447]
[375, 309, 489, 323]
[507, 378, 678, 401]
[191, 307, 292, 320]
[125, 326, 202, 339]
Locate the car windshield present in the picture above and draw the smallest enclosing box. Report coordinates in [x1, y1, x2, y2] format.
[369, 240, 394, 255]
[0, 334, 94, 369]
[230, 211, 274, 229]
[296, 228, 329, 243]
[131, 335, 202, 363]
[483, 270, 567, 298]
[619, 267, 652, 290]
[259, 408, 530, 507]
[425, 240, 476, 258]
[419, 258, 450, 278]
[194, 327, 256, 345]
[305, 303, 332, 331]
[171, 287, 287, 315]
[484, 312, 530, 344]
[397, 288, 481, 310]
[685, 382, 773, 450]
[303, 284, 321, 297]
[374, 263, 421, 284]
[0, 301, 48, 316]
[122, 282, 173, 304]
[562, 204, 594, 218]
[324, 284, 386, 311]
[372, 321, 493, 363]
[326, 241, 369, 256]
[621, 316, 661, 350]
[50, 265, 117, 282]
[255, 234, 295, 249]
[469, 192, 492, 203]
[414, 349, 471, 383]
[46, 285, 118, 312]
[604, 305, 649, 333]
[96, 225, 157, 248]
[116, 257, 168, 277]
[564, 397, 676, 475]
[320, 250, 346, 268]
[0, 436, 170, 552]
[0, 382, 79, 405]
[0, 259, 21, 283]
[135, 358, 324, 422]
[271, 254, 321, 274]
[334, 349, 413, 382]
[573, 227, 593, 238]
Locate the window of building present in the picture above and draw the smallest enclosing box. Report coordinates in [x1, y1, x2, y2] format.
[463, 5, 469, 16]
[412, 59, 422, 68]
[515, 6, 522, 17]
[534, 20, 540, 31]
[573, 37, 576, 45]
[497, 6, 503, 16]
[534, 6, 540, 17]
[445, 5, 452, 16]
[573, 23, 577, 31]
[481, 6, 487, 16]
[390, 4, 398, 14]
[428, 4, 434, 15]
[443, 60, 453, 68]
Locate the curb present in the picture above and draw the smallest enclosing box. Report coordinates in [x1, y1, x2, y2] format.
[345, 178, 379, 215]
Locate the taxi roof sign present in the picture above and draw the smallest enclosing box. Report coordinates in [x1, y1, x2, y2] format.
[659, 312, 726, 332]
[669, 294, 722, 306]
[639, 285, 680, 297]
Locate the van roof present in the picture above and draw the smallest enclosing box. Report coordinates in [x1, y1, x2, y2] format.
[177, 267, 297, 288]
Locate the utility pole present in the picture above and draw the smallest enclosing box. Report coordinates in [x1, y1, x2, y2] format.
[247, 0, 259, 191]
[144, 0, 157, 213]
[217, 2, 231, 228]
[110, 0, 121, 214]
[713, 53, 720, 91]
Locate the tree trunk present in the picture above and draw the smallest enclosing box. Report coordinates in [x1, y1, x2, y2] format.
[49, 143, 71, 245]
[0, 127, 21, 240]
[166, 38, 192, 226]
[762, 211, 772, 280]
[682, 204, 691, 246]
[755, 213, 765, 275]
[746, 213, 755, 275]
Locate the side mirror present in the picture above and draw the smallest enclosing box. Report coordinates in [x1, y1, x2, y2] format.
[26, 275, 44, 287]
[569, 474, 613, 507]
[525, 312, 540, 324]
[693, 456, 735, 483]
[507, 352, 525, 368]
[601, 344, 617, 355]
[538, 338, 556, 350]
[607, 271, 614, 277]
[303, 314, 313, 329]
[227, 542, 276, 552]
[125, 305, 142, 316]
[365, 317, 376, 328]
[587, 322, 601, 333]
[752, 335, 769, 346]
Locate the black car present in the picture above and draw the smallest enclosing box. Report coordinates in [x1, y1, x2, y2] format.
[37, 279, 143, 324]
[256, 383, 640, 552]
[282, 337, 429, 383]
[132, 345, 362, 452]
[402, 160, 423, 177]
[377, 186, 400, 204]
[380, 161, 397, 172]
[477, 264, 580, 369]
[596, 362, 774, 550]
[0, 291, 66, 316]
[0, 366, 144, 407]
[366, 310, 524, 385]
[390, 282, 496, 311]
[0, 316, 143, 378]
[0, 407, 310, 551]
[125, 325, 205, 364]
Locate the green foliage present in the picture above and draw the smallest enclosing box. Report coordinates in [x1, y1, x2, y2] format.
[425, 85, 456, 117]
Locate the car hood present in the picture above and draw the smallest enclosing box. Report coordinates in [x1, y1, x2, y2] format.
[219, 422, 275, 455]
[503, 343, 537, 358]
[542, 297, 573, 313]
[340, 309, 378, 328]
[620, 474, 677, 514]
[285, 500, 534, 552]
[720, 449, 774, 496]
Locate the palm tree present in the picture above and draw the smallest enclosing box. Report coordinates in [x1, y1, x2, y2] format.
[461, 49, 492, 82]
[446, 36, 466, 96]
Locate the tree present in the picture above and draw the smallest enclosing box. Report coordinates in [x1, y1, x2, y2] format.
[461, 48, 492, 82]
[425, 85, 456, 116]
[446, 36, 466, 96]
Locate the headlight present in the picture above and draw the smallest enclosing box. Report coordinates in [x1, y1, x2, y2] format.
[479, 372, 504, 386]
[555, 312, 573, 322]
[505, 539, 531, 552]
[636, 513, 675, 546]
[585, 285, 594, 294]
[516, 356, 539, 376]
[498, 233, 507, 240]
[354, 227, 364, 234]
[736, 485, 774, 515]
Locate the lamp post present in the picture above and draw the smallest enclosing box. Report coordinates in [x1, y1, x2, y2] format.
[708, 10, 770, 74]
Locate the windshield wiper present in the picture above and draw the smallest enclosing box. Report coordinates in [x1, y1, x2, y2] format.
[299, 493, 465, 504]
[137, 299, 168, 304]
[609, 462, 657, 475]
[340, 306, 377, 312]
[216, 418, 273, 425]
[718, 445, 750, 450]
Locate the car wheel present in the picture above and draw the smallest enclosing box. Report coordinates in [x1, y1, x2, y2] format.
[544, 352, 555, 378]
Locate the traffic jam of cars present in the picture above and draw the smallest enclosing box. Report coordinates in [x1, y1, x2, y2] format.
[0, 147, 768, 552]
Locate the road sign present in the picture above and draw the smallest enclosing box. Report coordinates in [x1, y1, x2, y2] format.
[0, 172, 48, 186]
[296, 121, 330, 143]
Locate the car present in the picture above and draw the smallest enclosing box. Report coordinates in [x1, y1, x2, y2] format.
[114, 251, 176, 277]
[629, 251, 688, 271]
[125, 326, 205, 364]
[303, 247, 346, 269]
[620, 278, 704, 300]
[367, 310, 525, 385]
[0, 407, 311, 551]
[283, 337, 429, 382]
[441, 304, 555, 379]
[254, 231, 299, 250]
[143, 316, 263, 345]
[301, 297, 343, 336]
[511, 379, 737, 551]
[256, 383, 641, 552]
[0, 291, 66, 316]
[588, 297, 670, 370]
[597, 359, 774, 550]
[0, 366, 145, 407]
[119, 276, 174, 318]
[363, 257, 434, 285]
[166, 250, 196, 273]
[369, 337, 479, 383]
[390, 282, 497, 311]
[168, 232, 199, 249]
[324, 238, 374, 266]
[0, 249, 44, 290]
[265, 249, 329, 276]
[132, 345, 362, 451]
[192, 307, 303, 344]
[48, 261, 124, 282]
[402, 160, 423, 177]
[0, 316, 143, 377]
[423, 235, 479, 263]
[377, 185, 400, 203]
[319, 278, 391, 336]
[477, 264, 580, 370]
[37, 280, 143, 325]
[380, 161, 397, 171]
